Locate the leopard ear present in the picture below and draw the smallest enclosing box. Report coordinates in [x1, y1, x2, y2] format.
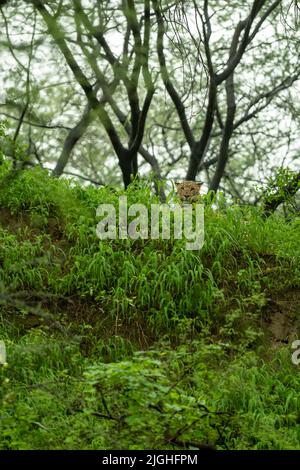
[174, 182, 181, 187]
[195, 182, 202, 189]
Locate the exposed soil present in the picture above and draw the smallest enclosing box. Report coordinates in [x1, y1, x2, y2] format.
[262, 288, 300, 348]
[0, 207, 30, 232]
[1, 291, 157, 355]
[51, 295, 156, 351]
[0, 207, 64, 241]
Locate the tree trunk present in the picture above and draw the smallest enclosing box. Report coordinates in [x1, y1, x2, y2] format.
[209, 73, 236, 192]
[52, 107, 91, 177]
[119, 151, 137, 188]
[186, 82, 217, 181]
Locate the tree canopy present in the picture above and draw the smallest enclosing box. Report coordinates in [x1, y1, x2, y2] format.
[0, 0, 299, 206]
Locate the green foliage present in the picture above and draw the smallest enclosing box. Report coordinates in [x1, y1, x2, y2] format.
[0, 169, 300, 449]
[0, 121, 30, 168]
[1, 168, 299, 329]
[263, 167, 300, 216]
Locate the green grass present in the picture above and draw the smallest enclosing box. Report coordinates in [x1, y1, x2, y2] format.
[0, 164, 300, 449]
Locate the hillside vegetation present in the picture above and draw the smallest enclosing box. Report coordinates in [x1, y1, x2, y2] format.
[0, 164, 300, 450]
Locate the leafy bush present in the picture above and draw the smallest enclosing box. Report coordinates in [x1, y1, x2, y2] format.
[0, 167, 300, 449]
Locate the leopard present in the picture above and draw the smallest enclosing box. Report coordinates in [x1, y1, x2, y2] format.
[174, 180, 202, 204]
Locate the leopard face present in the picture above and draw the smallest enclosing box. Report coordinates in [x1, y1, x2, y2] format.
[175, 181, 202, 204]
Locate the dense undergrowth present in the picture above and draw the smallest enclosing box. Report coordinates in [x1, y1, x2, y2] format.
[0, 163, 300, 449]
